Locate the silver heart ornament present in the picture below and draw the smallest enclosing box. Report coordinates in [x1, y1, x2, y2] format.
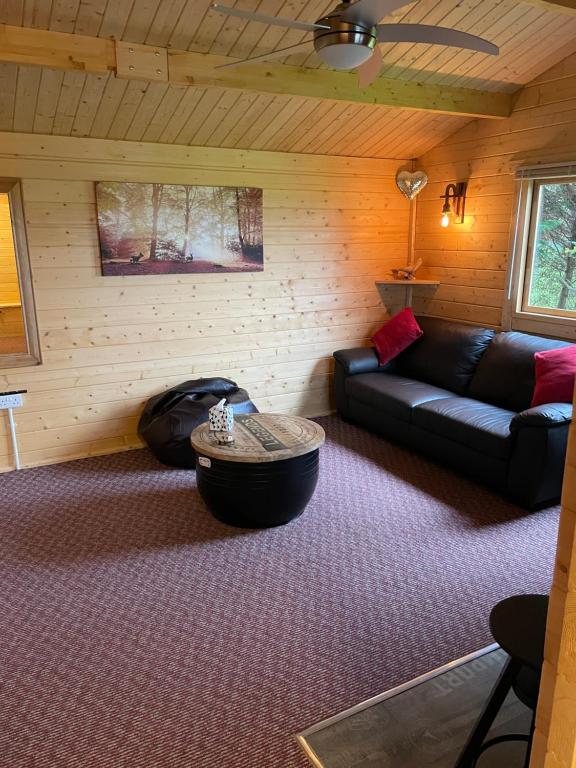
[396, 170, 428, 201]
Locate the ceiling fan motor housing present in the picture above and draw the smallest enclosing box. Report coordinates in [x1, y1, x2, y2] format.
[313, 6, 377, 69]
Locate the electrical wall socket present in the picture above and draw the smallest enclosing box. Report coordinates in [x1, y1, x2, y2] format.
[0, 393, 24, 409]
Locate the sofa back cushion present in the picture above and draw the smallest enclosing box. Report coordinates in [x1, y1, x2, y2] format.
[394, 316, 495, 395]
[468, 331, 572, 412]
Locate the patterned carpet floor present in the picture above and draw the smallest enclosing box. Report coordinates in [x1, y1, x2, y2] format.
[0, 415, 560, 768]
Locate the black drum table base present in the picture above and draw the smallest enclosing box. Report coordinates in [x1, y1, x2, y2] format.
[196, 449, 320, 528]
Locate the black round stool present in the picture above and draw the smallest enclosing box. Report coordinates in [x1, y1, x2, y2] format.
[454, 594, 549, 768]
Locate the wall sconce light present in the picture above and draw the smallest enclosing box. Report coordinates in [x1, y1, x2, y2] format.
[440, 182, 467, 228]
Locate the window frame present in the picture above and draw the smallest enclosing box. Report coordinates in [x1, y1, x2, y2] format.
[505, 167, 576, 339]
[0, 179, 41, 369]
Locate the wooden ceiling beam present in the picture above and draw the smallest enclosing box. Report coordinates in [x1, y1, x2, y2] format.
[168, 50, 512, 119]
[0, 24, 513, 120]
[0, 24, 115, 72]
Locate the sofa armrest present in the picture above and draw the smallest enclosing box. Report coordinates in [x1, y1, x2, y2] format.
[333, 347, 393, 422]
[333, 347, 390, 376]
[510, 403, 572, 432]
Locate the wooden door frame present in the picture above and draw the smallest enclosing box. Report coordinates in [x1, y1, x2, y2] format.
[530, 401, 576, 768]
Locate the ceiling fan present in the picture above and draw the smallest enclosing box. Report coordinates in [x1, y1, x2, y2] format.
[212, 0, 499, 87]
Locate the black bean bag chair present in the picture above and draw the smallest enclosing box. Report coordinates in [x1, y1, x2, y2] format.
[138, 377, 258, 468]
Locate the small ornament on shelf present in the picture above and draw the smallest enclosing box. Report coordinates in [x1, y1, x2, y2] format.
[390, 258, 423, 281]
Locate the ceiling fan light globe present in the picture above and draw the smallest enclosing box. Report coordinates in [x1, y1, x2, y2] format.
[316, 43, 373, 69]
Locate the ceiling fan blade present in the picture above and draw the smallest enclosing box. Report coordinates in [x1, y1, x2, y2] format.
[212, 4, 329, 32]
[376, 24, 499, 55]
[215, 42, 314, 68]
[342, 0, 412, 26]
[357, 46, 383, 88]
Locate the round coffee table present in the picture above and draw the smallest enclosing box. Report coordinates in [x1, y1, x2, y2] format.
[190, 413, 325, 528]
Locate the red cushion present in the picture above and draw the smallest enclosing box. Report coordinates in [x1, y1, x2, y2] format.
[531, 345, 576, 407]
[371, 308, 423, 366]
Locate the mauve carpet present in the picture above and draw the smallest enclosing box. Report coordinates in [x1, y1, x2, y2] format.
[0, 415, 560, 768]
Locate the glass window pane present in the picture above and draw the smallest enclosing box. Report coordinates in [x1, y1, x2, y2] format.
[527, 181, 576, 313]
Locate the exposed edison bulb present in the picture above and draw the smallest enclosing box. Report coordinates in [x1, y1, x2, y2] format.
[441, 212, 451, 228]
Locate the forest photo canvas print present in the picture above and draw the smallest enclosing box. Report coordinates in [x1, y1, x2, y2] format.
[95, 182, 263, 275]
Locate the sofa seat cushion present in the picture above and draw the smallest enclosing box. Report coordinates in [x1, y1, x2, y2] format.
[413, 397, 515, 459]
[346, 373, 454, 423]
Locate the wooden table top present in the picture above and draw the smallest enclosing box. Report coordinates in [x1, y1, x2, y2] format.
[190, 413, 325, 463]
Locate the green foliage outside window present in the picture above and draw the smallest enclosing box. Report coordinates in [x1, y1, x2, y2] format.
[528, 181, 576, 313]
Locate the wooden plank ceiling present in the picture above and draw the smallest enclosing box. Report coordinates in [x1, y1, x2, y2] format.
[1, 0, 576, 158]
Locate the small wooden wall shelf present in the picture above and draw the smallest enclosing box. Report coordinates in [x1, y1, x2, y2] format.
[375, 279, 440, 314]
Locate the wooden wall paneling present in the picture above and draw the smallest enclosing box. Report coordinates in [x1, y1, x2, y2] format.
[413, 47, 576, 329]
[0, 134, 408, 471]
[0, 130, 396, 173]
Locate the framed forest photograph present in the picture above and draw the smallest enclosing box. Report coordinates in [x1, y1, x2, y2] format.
[95, 181, 263, 276]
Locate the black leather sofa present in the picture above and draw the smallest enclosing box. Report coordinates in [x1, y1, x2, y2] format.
[334, 316, 572, 509]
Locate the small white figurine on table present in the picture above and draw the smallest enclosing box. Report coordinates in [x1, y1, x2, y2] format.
[208, 398, 235, 445]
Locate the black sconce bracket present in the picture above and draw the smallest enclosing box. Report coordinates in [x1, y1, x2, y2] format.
[441, 182, 467, 224]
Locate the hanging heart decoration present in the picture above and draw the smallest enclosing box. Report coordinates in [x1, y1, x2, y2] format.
[396, 170, 428, 201]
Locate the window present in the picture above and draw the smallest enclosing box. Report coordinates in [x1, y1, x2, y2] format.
[507, 166, 576, 337]
[0, 180, 41, 368]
